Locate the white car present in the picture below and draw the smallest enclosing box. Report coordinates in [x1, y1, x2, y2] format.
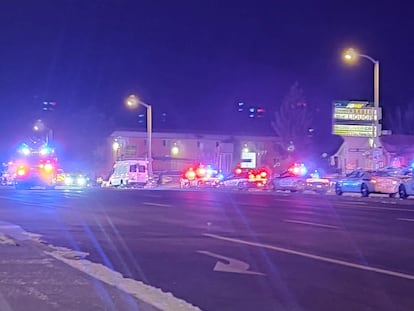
[397, 174, 414, 199]
[335, 169, 400, 197]
[220, 169, 269, 190]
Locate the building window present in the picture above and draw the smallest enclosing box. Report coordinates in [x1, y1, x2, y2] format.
[144, 140, 147, 146]
[197, 141, 201, 148]
[163, 140, 167, 147]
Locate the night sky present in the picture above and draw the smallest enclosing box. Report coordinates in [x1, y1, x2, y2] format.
[1, 0, 413, 163]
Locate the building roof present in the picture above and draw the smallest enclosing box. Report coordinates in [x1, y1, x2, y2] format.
[380, 135, 414, 153]
[110, 130, 279, 142]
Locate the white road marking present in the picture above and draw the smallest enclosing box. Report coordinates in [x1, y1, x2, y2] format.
[143, 202, 173, 207]
[204, 233, 414, 281]
[197, 250, 265, 276]
[284, 219, 339, 229]
[342, 201, 368, 205]
[397, 218, 414, 222]
[364, 206, 414, 212]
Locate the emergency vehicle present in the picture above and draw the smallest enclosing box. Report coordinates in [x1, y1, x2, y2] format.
[219, 166, 270, 190]
[180, 164, 223, 188]
[108, 159, 149, 187]
[13, 143, 59, 189]
[272, 163, 330, 193]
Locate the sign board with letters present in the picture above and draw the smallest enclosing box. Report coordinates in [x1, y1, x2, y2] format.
[332, 101, 382, 137]
[333, 124, 381, 137]
[240, 152, 256, 168]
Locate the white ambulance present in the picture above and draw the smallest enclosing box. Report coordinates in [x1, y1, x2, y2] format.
[108, 159, 149, 187]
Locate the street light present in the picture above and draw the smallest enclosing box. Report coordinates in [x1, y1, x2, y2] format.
[33, 119, 53, 144]
[343, 48, 380, 109]
[112, 140, 121, 161]
[125, 94, 153, 178]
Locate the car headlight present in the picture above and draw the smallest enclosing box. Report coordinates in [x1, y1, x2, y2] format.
[77, 177, 86, 186]
[65, 176, 74, 185]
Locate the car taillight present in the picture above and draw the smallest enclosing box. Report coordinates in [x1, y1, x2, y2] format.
[196, 167, 206, 177]
[185, 170, 196, 180]
[44, 163, 54, 172]
[17, 167, 27, 176]
[259, 171, 267, 178]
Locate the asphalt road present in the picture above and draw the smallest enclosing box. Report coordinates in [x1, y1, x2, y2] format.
[0, 187, 413, 311]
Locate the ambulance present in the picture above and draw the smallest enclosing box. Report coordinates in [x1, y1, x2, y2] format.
[108, 159, 149, 187]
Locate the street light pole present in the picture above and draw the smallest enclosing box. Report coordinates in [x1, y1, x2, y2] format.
[126, 95, 153, 179]
[374, 60, 379, 109]
[359, 54, 380, 150]
[142, 101, 153, 178]
[343, 48, 381, 169]
[357, 53, 380, 109]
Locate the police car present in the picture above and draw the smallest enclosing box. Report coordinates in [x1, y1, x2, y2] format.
[219, 167, 269, 191]
[272, 163, 330, 194]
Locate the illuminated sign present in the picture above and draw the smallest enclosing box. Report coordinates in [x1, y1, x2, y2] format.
[333, 107, 382, 121]
[332, 100, 382, 137]
[241, 152, 256, 168]
[333, 100, 371, 108]
[333, 124, 381, 137]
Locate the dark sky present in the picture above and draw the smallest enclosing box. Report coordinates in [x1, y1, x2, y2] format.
[1, 0, 413, 160]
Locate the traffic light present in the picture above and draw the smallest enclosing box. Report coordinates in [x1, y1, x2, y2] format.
[256, 108, 265, 118]
[42, 101, 57, 111]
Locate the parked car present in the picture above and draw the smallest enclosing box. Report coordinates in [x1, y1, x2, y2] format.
[180, 164, 222, 188]
[272, 170, 330, 193]
[304, 174, 331, 194]
[219, 168, 269, 190]
[63, 172, 91, 188]
[335, 169, 400, 197]
[272, 170, 306, 192]
[396, 171, 414, 199]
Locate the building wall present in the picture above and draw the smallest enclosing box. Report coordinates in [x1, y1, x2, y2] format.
[107, 131, 281, 176]
[331, 135, 414, 174]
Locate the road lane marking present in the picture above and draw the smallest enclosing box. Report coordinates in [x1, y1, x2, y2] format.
[364, 206, 414, 212]
[143, 202, 173, 207]
[204, 233, 414, 281]
[284, 219, 339, 229]
[197, 250, 265, 276]
[341, 201, 368, 205]
[397, 218, 414, 222]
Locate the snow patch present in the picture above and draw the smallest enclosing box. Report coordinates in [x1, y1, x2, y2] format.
[46, 247, 202, 311]
[0, 221, 42, 242]
[0, 233, 18, 246]
[0, 221, 202, 311]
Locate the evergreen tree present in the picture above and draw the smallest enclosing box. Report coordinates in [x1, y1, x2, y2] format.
[272, 82, 313, 159]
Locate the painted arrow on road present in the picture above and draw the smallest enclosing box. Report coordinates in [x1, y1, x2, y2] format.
[197, 250, 265, 276]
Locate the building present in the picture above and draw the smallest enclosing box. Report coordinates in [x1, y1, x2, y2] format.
[105, 130, 282, 176]
[331, 134, 414, 174]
